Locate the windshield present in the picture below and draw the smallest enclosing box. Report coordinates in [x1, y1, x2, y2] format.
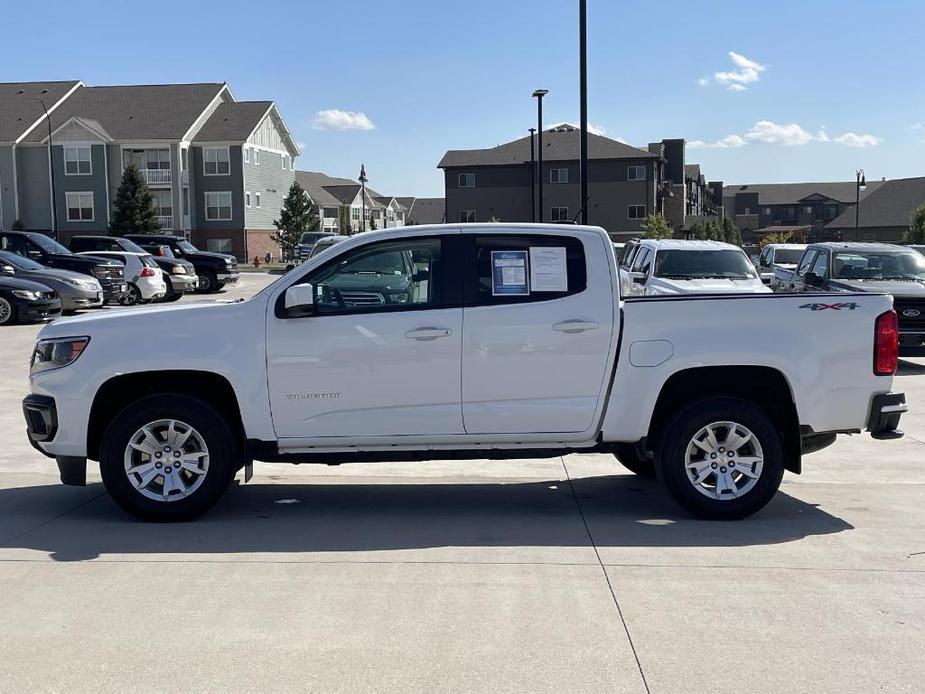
[0, 250, 45, 270]
[29, 234, 71, 255]
[655, 249, 758, 280]
[833, 252, 925, 280]
[118, 239, 147, 253]
[177, 240, 199, 253]
[774, 249, 804, 264]
[299, 232, 328, 244]
[338, 250, 409, 275]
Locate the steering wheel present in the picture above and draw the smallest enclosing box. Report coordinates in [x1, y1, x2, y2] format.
[320, 285, 348, 310]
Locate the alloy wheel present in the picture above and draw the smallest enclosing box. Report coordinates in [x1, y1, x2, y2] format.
[0, 298, 11, 325]
[684, 421, 764, 500]
[123, 419, 210, 502]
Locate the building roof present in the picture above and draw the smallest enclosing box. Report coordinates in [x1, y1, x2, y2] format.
[723, 180, 886, 205]
[192, 100, 272, 142]
[21, 83, 226, 142]
[825, 177, 925, 230]
[0, 80, 82, 142]
[295, 170, 385, 208]
[754, 225, 811, 235]
[684, 164, 702, 180]
[394, 196, 416, 214]
[438, 124, 658, 168]
[407, 198, 445, 225]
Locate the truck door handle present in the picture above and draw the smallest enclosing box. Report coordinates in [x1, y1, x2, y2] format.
[405, 327, 452, 341]
[553, 320, 599, 333]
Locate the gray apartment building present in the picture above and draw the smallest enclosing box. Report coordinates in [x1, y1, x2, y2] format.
[0, 80, 300, 260]
[438, 125, 722, 239]
[825, 176, 925, 242]
[295, 170, 409, 233]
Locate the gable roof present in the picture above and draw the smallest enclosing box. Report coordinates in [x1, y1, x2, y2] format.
[825, 177, 925, 229]
[723, 180, 886, 205]
[395, 196, 416, 214]
[438, 124, 658, 168]
[193, 100, 272, 142]
[295, 170, 385, 208]
[0, 80, 82, 142]
[21, 83, 226, 142]
[407, 197, 446, 225]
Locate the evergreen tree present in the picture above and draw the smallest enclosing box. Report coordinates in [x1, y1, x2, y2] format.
[722, 217, 743, 246]
[109, 163, 160, 235]
[907, 204, 925, 244]
[641, 212, 673, 239]
[705, 220, 723, 241]
[369, 215, 378, 231]
[273, 181, 317, 261]
[688, 222, 706, 240]
[339, 205, 353, 234]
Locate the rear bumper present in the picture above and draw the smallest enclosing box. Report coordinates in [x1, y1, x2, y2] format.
[898, 331, 925, 357]
[867, 392, 907, 440]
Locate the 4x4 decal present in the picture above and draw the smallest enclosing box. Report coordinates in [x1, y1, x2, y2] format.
[799, 302, 860, 311]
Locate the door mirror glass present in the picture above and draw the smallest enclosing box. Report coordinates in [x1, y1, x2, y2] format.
[284, 283, 315, 317]
[804, 271, 821, 287]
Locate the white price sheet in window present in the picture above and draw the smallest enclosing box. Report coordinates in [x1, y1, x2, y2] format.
[529, 246, 568, 292]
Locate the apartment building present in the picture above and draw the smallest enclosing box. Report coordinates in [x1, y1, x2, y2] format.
[295, 170, 407, 233]
[826, 176, 925, 242]
[438, 125, 721, 239]
[0, 80, 300, 260]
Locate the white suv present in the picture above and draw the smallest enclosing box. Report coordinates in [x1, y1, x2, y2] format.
[78, 251, 166, 304]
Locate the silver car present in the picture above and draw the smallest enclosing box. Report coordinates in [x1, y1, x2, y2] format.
[0, 250, 103, 312]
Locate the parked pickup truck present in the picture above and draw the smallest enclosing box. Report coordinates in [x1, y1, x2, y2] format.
[783, 242, 925, 357]
[755, 243, 807, 289]
[123, 234, 238, 293]
[23, 224, 906, 522]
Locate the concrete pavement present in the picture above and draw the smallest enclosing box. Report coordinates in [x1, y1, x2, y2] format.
[1, 273, 923, 693]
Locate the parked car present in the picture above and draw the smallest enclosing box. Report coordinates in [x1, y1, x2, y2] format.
[755, 243, 807, 288]
[619, 239, 771, 295]
[69, 236, 198, 302]
[296, 231, 336, 261]
[309, 234, 348, 258]
[0, 251, 103, 313]
[25, 224, 905, 522]
[784, 242, 925, 356]
[77, 251, 166, 305]
[0, 276, 61, 325]
[0, 231, 127, 303]
[123, 234, 238, 293]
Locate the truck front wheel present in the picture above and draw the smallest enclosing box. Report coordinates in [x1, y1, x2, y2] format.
[656, 397, 785, 520]
[99, 394, 237, 521]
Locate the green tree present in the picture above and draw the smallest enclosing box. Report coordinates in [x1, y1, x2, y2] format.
[109, 163, 160, 236]
[722, 217, 743, 246]
[272, 181, 317, 261]
[907, 203, 925, 244]
[688, 222, 706, 240]
[705, 220, 724, 241]
[641, 212, 673, 239]
[339, 205, 352, 234]
[369, 215, 378, 231]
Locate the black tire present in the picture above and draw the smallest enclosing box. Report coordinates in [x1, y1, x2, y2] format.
[655, 397, 785, 520]
[165, 290, 183, 302]
[197, 273, 217, 293]
[612, 443, 655, 477]
[214, 282, 226, 292]
[99, 394, 238, 521]
[0, 297, 16, 325]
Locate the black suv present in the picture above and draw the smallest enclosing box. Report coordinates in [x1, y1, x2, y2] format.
[69, 235, 198, 302]
[124, 234, 239, 293]
[0, 231, 127, 303]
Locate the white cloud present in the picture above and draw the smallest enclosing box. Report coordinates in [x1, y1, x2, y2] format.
[312, 109, 375, 131]
[697, 76, 711, 87]
[615, 136, 629, 144]
[688, 134, 746, 149]
[744, 120, 815, 146]
[587, 122, 607, 136]
[713, 51, 766, 91]
[833, 132, 881, 148]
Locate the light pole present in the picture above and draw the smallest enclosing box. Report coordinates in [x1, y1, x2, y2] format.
[37, 98, 57, 241]
[579, 0, 589, 225]
[529, 127, 537, 222]
[855, 169, 866, 238]
[358, 163, 368, 233]
[532, 89, 548, 222]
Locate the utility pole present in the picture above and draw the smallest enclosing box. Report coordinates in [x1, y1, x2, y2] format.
[579, 0, 589, 225]
[529, 127, 536, 223]
[532, 90, 548, 223]
[38, 98, 57, 240]
[359, 164, 368, 233]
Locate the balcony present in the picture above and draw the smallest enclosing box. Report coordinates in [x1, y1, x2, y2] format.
[156, 215, 174, 230]
[141, 169, 171, 185]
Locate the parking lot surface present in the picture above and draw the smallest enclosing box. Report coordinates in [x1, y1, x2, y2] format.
[1, 272, 923, 693]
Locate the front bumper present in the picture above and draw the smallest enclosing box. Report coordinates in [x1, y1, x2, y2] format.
[867, 392, 907, 440]
[60, 291, 104, 311]
[217, 272, 239, 284]
[23, 394, 57, 445]
[15, 299, 62, 322]
[102, 282, 129, 304]
[168, 274, 199, 292]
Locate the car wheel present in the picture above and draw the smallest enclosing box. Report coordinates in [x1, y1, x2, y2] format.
[165, 289, 183, 302]
[99, 394, 238, 521]
[0, 297, 15, 325]
[612, 443, 655, 477]
[196, 273, 216, 293]
[215, 282, 226, 292]
[656, 397, 785, 520]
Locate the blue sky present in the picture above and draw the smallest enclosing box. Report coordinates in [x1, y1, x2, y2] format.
[3, 0, 924, 197]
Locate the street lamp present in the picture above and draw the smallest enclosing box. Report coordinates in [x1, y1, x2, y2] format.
[358, 163, 368, 233]
[532, 89, 548, 223]
[528, 127, 537, 223]
[855, 169, 866, 237]
[579, 0, 588, 225]
[37, 98, 57, 241]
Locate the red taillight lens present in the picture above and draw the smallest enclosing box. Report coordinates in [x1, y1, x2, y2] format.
[139, 267, 156, 277]
[874, 310, 898, 375]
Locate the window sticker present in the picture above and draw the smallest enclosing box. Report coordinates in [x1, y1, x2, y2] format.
[491, 250, 529, 296]
[529, 246, 568, 292]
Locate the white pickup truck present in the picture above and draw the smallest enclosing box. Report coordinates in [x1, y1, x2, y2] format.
[23, 224, 907, 522]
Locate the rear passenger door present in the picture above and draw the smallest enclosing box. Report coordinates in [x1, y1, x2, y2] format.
[460, 231, 617, 435]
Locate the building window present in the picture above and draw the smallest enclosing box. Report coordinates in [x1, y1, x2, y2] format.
[627, 165, 646, 182]
[282, 154, 289, 170]
[64, 146, 92, 175]
[153, 191, 172, 217]
[824, 205, 838, 220]
[628, 204, 646, 220]
[244, 148, 250, 164]
[550, 168, 568, 184]
[551, 206, 569, 222]
[460, 209, 476, 223]
[255, 192, 261, 208]
[783, 207, 796, 220]
[458, 173, 476, 188]
[245, 191, 251, 208]
[351, 207, 361, 223]
[254, 148, 260, 165]
[203, 147, 230, 175]
[762, 207, 771, 215]
[65, 192, 94, 221]
[804, 206, 813, 215]
[204, 191, 232, 221]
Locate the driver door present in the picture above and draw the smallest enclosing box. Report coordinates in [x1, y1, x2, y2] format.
[266, 233, 464, 440]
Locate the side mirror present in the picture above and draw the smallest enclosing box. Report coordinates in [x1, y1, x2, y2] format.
[630, 271, 647, 284]
[284, 283, 315, 317]
[0, 264, 14, 275]
[760, 257, 770, 268]
[804, 271, 822, 287]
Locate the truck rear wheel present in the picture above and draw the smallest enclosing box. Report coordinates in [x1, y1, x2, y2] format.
[99, 394, 237, 521]
[612, 443, 655, 477]
[656, 397, 784, 520]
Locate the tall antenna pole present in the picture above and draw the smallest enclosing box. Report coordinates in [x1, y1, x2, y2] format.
[579, 0, 589, 225]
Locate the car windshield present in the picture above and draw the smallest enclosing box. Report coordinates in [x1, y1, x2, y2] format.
[29, 234, 71, 255]
[0, 250, 45, 270]
[337, 250, 408, 275]
[177, 240, 199, 253]
[833, 252, 925, 280]
[774, 249, 804, 264]
[299, 233, 328, 244]
[118, 239, 147, 253]
[655, 249, 758, 279]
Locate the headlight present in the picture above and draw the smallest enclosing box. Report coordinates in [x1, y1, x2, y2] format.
[12, 290, 41, 300]
[225, 259, 234, 266]
[30, 336, 90, 375]
[171, 266, 187, 275]
[387, 292, 408, 304]
[92, 268, 109, 278]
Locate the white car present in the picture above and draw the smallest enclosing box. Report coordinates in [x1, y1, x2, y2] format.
[755, 243, 808, 289]
[620, 239, 771, 295]
[78, 251, 166, 304]
[27, 224, 904, 522]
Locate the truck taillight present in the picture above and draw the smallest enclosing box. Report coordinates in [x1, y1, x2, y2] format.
[139, 267, 156, 278]
[874, 310, 898, 375]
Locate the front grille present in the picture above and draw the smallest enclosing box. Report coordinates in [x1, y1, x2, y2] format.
[894, 298, 925, 331]
[102, 267, 124, 280]
[341, 291, 384, 306]
[41, 291, 56, 300]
